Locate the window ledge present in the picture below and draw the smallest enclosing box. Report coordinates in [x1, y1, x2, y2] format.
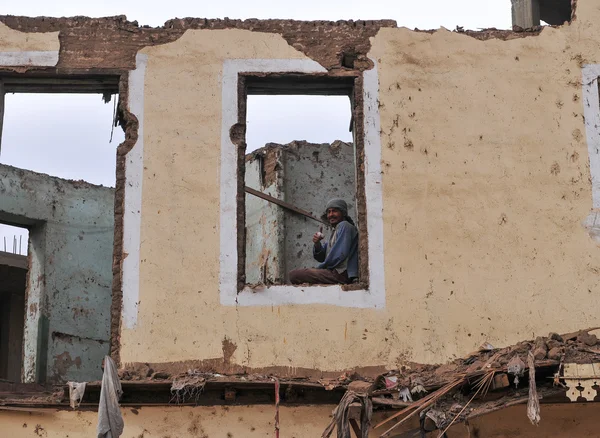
[224, 284, 384, 308]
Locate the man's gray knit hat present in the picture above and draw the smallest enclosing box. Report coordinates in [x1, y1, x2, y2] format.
[324, 198, 348, 217]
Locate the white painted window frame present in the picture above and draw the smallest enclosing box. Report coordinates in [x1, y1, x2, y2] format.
[121, 54, 147, 330]
[582, 64, 600, 241]
[219, 59, 386, 308]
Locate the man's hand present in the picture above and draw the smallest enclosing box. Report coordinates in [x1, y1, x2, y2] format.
[313, 226, 324, 245]
[313, 232, 324, 244]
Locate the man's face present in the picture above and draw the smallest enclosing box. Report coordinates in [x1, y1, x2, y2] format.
[326, 208, 344, 226]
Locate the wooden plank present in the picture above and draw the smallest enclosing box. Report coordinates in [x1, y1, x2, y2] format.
[371, 397, 412, 408]
[349, 419, 362, 438]
[245, 186, 326, 225]
[0, 251, 27, 270]
[1, 76, 120, 94]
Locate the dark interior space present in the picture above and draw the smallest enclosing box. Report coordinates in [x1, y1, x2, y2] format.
[0, 252, 27, 382]
[540, 0, 572, 24]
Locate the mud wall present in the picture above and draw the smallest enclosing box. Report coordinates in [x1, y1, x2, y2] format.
[370, 7, 600, 364]
[0, 165, 114, 383]
[1, 403, 599, 437]
[122, 10, 600, 372]
[4, 6, 600, 376]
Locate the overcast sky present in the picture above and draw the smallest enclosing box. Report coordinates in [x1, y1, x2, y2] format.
[0, 1, 512, 253]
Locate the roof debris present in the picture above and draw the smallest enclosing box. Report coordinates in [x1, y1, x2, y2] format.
[2, 327, 600, 438]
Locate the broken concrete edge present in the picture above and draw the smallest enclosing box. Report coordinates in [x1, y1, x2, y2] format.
[0, 15, 569, 72]
[0, 163, 114, 190]
[109, 74, 135, 368]
[0, 13, 565, 39]
[3, 327, 598, 410]
[246, 140, 353, 161]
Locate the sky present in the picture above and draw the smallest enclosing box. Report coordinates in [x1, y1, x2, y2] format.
[0, 1, 513, 253]
[2, 1, 512, 30]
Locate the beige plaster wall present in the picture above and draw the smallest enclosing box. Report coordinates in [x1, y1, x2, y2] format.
[0, 405, 335, 437]
[0, 403, 598, 437]
[121, 1, 600, 371]
[371, 3, 600, 364]
[0, 22, 58, 51]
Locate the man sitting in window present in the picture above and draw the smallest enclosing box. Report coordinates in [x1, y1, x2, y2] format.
[289, 199, 358, 285]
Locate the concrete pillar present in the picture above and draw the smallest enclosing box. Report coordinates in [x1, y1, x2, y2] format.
[511, 0, 541, 28]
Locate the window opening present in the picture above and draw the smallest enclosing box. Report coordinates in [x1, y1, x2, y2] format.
[510, 0, 572, 28]
[0, 224, 28, 382]
[0, 93, 123, 187]
[243, 80, 363, 287]
[0, 78, 123, 383]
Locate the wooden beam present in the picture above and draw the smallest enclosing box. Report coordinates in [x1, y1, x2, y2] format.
[245, 186, 326, 225]
[349, 419, 362, 438]
[0, 251, 27, 270]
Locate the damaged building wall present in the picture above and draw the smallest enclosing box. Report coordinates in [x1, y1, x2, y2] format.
[2, 403, 600, 437]
[0, 21, 58, 53]
[4, 6, 600, 378]
[283, 140, 356, 277]
[245, 141, 356, 283]
[369, 9, 600, 364]
[0, 256, 26, 382]
[245, 146, 285, 284]
[120, 8, 600, 373]
[120, 28, 319, 366]
[0, 165, 114, 383]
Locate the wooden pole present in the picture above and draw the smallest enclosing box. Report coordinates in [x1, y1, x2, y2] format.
[244, 186, 327, 225]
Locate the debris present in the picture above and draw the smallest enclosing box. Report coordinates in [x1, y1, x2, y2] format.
[437, 371, 496, 437]
[170, 371, 206, 404]
[322, 390, 372, 438]
[398, 387, 413, 403]
[348, 380, 375, 395]
[526, 351, 540, 426]
[375, 378, 464, 437]
[548, 332, 564, 342]
[97, 356, 124, 438]
[491, 373, 510, 390]
[507, 355, 526, 387]
[533, 337, 548, 360]
[383, 376, 398, 389]
[479, 342, 495, 351]
[533, 348, 547, 360]
[577, 332, 598, 347]
[150, 371, 170, 380]
[560, 327, 600, 341]
[546, 339, 562, 350]
[466, 360, 485, 373]
[371, 397, 411, 408]
[410, 379, 427, 396]
[548, 347, 563, 361]
[67, 382, 86, 409]
[424, 408, 447, 431]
